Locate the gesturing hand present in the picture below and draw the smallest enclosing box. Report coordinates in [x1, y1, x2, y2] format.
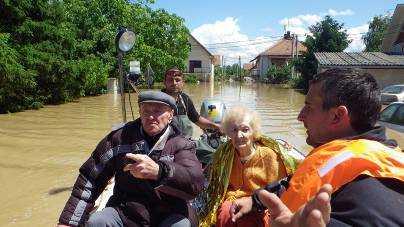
[230, 196, 253, 222]
[123, 154, 160, 180]
[258, 184, 333, 227]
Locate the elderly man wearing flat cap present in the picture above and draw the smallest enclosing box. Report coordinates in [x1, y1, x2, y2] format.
[58, 91, 204, 227]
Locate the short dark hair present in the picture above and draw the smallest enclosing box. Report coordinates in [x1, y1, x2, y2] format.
[164, 68, 183, 80]
[310, 68, 381, 133]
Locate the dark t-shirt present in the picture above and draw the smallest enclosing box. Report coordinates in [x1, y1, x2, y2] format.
[162, 90, 200, 123]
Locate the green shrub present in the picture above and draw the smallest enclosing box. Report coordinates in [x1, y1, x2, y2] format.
[289, 74, 305, 89]
[266, 64, 292, 84]
[185, 73, 198, 84]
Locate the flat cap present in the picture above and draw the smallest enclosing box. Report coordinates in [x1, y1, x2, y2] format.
[138, 90, 177, 110]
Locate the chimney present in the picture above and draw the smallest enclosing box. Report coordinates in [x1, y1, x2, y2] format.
[284, 31, 291, 39]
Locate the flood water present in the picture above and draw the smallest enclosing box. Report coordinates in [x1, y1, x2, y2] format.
[0, 82, 310, 226]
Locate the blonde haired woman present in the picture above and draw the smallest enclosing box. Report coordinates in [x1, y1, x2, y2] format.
[200, 106, 300, 227]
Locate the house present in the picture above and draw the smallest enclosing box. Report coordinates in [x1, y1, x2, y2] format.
[315, 52, 404, 88]
[186, 34, 215, 82]
[243, 63, 254, 71]
[213, 55, 222, 66]
[251, 31, 307, 81]
[242, 62, 259, 77]
[381, 4, 404, 54]
[315, 4, 404, 89]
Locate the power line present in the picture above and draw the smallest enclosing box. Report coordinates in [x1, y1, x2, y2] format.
[190, 41, 278, 51]
[202, 40, 278, 49]
[193, 32, 374, 49]
[224, 56, 250, 59]
[203, 35, 284, 46]
[197, 39, 280, 49]
[190, 29, 397, 58]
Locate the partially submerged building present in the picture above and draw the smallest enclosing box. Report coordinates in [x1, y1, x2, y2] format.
[186, 34, 215, 82]
[251, 32, 307, 81]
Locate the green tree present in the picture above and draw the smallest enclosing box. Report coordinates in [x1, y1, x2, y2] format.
[60, 0, 190, 82]
[221, 63, 242, 79]
[295, 16, 351, 90]
[132, 8, 190, 82]
[0, 0, 190, 112]
[214, 65, 226, 80]
[363, 15, 392, 52]
[0, 0, 81, 108]
[0, 33, 38, 113]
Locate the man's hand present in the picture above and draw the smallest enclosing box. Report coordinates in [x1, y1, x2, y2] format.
[123, 154, 160, 180]
[230, 196, 253, 222]
[213, 123, 223, 134]
[258, 184, 333, 227]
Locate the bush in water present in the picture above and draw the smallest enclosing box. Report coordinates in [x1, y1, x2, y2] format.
[266, 64, 292, 84]
[185, 73, 199, 84]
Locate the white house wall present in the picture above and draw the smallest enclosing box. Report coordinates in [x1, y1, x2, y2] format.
[319, 67, 404, 89]
[365, 68, 404, 89]
[187, 36, 212, 73]
[259, 56, 271, 80]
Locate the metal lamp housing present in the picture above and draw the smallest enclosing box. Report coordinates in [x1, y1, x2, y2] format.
[116, 29, 136, 53]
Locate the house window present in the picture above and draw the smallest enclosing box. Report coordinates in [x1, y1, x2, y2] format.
[189, 60, 202, 73]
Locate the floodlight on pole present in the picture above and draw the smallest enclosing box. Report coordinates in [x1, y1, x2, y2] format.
[115, 28, 136, 123]
[116, 29, 136, 53]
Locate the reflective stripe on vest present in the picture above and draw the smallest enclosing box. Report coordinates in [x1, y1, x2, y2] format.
[280, 139, 404, 212]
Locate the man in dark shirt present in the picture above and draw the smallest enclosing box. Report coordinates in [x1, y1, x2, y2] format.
[162, 68, 221, 137]
[162, 68, 222, 165]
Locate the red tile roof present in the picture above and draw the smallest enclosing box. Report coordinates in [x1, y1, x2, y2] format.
[259, 38, 307, 57]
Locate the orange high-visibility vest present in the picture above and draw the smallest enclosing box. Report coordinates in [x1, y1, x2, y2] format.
[281, 139, 404, 212]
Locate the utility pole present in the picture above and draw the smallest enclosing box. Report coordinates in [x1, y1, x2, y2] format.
[292, 34, 299, 79]
[290, 34, 295, 78]
[223, 57, 226, 79]
[292, 34, 296, 78]
[221, 55, 224, 81]
[295, 34, 299, 58]
[291, 34, 295, 59]
[117, 51, 126, 123]
[238, 56, 242, 81]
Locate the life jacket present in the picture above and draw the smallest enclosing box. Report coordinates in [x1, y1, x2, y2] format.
[281, 139, 404, 212]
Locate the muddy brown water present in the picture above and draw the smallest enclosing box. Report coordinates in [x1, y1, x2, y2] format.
[0, 82, 369, 226]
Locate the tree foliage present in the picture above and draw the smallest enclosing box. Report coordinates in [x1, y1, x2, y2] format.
[0, 0, 190, 113]
[266, 64, 292, 84]
[295, 16, 351, 90]
[214, 64, 246, 80]
[132, 8, 190, 82]
[363, 15, 392, 52]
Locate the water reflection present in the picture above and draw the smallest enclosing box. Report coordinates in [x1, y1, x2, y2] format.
[0, 82, 308, 226]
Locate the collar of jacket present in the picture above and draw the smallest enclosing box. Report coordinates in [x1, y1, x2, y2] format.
[347, 126, 398, 148]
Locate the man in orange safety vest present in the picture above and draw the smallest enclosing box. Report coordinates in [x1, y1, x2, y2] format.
[231, 68, 404, 227]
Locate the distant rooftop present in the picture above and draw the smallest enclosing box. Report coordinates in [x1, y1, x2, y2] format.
[315, 52, 404, 68]
[258, 37, 307, 57]
[251, 32, 307, 61]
